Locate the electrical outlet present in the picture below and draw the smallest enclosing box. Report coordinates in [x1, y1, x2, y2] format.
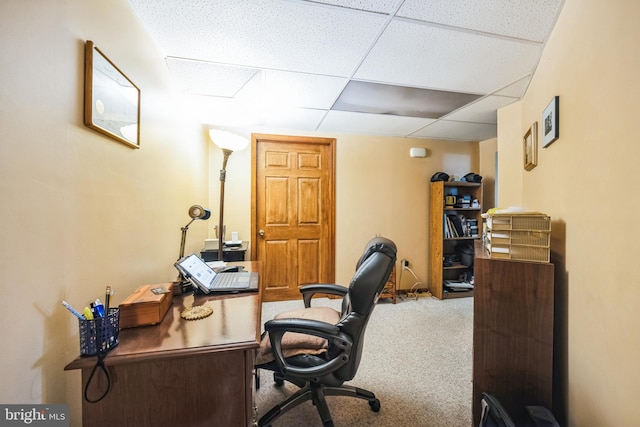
[402, 259, 409, 268]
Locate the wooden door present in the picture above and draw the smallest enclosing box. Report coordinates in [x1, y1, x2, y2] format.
[252, 134, 335, 302]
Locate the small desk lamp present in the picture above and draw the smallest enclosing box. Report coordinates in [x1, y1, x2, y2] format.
[178, 204, 211, 259]
[209, 129, 249, 261]
[177, 204, 211, 292]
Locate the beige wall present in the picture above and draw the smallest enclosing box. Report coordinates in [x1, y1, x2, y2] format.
[497, 0, 640, 425]
[334, 134, 479, 288]
[0, 1, 484, 425]
[479, 137, 497, 209]
[0, 0, 211, 423]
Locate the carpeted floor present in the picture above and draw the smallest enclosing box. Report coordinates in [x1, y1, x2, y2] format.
[255, 294, 474, 426]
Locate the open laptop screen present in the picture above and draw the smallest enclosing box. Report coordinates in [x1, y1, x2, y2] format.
[177, 254, 216, 289]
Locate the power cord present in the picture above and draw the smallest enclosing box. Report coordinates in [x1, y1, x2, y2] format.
[398, 261, 430, 301]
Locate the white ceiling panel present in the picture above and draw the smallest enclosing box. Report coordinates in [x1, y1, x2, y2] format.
[397, 0, 563, 43]
[265, 107, 328, 130]
[494, 75, 532, 98]
[410, 120, 498, 140]
[354, 19, 542, 93]
[188, 96, 267, 128]
[263, 71, 347, 109]
[445, 95, 518, 124]
[128, 0, 387, 76]
[308, 0, 400, 14]
[127, 0, 565, 141]
[318, 110, 434, 136]
[165, 58, 258, 97]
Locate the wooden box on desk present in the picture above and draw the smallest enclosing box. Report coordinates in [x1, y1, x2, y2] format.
[118, 283, 173, 328]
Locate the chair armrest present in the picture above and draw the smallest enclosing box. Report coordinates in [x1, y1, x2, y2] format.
[265, 318, 353, 378]
[299, 284, 348, 308]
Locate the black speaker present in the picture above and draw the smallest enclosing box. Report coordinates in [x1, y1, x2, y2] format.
[431, 172, 450, 182]
[463, 172, 482, 183]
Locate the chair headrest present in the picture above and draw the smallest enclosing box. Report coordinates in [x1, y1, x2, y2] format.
[355, 237, 397, 269]
[348, 237, 397, 316]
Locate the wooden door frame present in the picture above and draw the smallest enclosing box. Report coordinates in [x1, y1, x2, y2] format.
[250, 133, 336, 282]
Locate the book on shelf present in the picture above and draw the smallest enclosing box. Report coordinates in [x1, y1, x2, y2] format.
[444, 214, 460, 237]
[448, 214, 465, 237]
[444, 214, 456, 239]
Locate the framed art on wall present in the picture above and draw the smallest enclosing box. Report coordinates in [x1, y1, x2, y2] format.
[542, 96, 559, 148]
[523, 122, 538, 171]
[84, 40, 140, 149]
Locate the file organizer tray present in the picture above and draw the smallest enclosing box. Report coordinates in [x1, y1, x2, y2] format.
[486, 214, 551, 232]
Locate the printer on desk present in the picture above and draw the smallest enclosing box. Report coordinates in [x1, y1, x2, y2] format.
[200, 240, 248, 262]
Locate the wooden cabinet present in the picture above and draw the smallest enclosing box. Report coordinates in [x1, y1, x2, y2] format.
[379, 265, 397, 303]
[428, 180, 482, 299]
[472, 241, 555, 425]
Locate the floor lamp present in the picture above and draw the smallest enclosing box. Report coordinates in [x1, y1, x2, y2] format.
[209, 129, 249, 262]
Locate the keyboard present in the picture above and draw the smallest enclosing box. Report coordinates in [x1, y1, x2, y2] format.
[210, 273, 251, 290]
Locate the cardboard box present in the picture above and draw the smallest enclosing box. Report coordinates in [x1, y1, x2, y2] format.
[118, 283, 173, 328]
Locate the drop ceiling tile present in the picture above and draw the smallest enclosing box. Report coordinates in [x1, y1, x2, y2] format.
[265, 107, 328, 130]
[165, 58, 259, 97]
[495, 75, 531, 98]
[410, 120, 497, 141]
[445, 95, 518, 124]
[128, 0, 387, 76]
[308, 0, 399, 14]
[398, 0, 563, 42]
[129, 0, 563, 141]
[355, 19, 541, 94]
[333, 80, 482, 118]
[263, 71, 347, 109]
[318, 110, 434, 136]
[188, 95, 267, 127]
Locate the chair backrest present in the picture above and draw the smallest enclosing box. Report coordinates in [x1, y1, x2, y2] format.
[333, 236, 397, 381]
[339, 237, 397, 314]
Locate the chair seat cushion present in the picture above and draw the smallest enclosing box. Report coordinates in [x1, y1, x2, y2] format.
[255, 306, 341, 365]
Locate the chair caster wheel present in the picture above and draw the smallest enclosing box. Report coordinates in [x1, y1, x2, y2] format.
[369, 398, 381, 412]
[273, 373, 284, 386]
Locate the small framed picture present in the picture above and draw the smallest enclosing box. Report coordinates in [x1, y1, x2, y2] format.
[542, 96, 559, 147]
[523, 122, 538, 171]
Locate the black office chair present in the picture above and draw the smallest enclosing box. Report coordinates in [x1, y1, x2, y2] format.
[255, 237, 397, 427]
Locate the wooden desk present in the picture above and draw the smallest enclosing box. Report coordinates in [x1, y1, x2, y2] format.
[65, 262, 262, 427]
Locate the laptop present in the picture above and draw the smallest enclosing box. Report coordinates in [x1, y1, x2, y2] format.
[175, 254, 258, 294]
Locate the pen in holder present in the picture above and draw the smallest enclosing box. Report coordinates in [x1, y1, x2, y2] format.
[79, 308, 120, 356]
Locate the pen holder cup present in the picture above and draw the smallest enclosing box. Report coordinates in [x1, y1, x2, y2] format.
[79, 308, 119, 356]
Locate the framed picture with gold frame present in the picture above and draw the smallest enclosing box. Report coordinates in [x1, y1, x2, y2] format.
[523, 122, 538, 171]
[84, 40, 140, 149]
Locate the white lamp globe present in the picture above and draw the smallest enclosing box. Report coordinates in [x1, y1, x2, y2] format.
[209, 129, 249, 152]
